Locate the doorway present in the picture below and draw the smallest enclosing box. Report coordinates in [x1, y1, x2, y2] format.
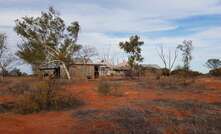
[94, 65, 99, 79]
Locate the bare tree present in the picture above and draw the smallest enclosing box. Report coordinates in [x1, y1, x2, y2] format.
[98, 47, 124, 68]
[0, 33, 17, 79]
[98, 52, 115, 67]
[77, 45, 98, 64]
[157, 45, 179, 74]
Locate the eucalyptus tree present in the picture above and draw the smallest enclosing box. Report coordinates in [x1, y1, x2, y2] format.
[119, 35, 144, 70]
[15, 7, 81, 79]
[177, 40, 193, 71]
[0, 33, 17, 79]
[206, 59, 221, 70]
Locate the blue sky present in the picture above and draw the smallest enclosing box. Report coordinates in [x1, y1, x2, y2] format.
[0, 0, 221, 73]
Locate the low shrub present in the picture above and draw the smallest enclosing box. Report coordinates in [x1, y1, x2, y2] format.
[108, 107, 160, 134]
[97, 81, 112, 96]
[97, 81, 123, 96]
[124, 70, 135, 78]
[72, 101, 221, 134]
[73, 108, 103, 121]
[134, 80, 156, 91]
[161, 68, 170, 76]
[148, 99, 221, 133]
[157, 75, 198, 90]
[72, 107, 160, 134]
[209, 68, 221, 76]
[0, 102, 14, 113]
[151, 99, 220, 112]
[110, 83, 124, 97]
[171, 69, 202, 77]
[15, 90, 83, 114]
[13, 80, 84, 114]
[158, 76, 186, 90]
[5, 79, 52, 95]
[8, 82, 32, 95]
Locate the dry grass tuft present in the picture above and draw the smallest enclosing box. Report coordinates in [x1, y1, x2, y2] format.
[0, 80, 84, 114]
[97, 80, 124, 97]
[72, 99, 221, 134]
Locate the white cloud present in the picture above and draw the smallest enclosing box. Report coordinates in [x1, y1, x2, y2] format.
[104, 0, 221, 18]
[0, 0, 221, 73]
[76, 25, 221, 73]
[194, 27, 221, 40]
[62, 4, 176, 33]
[57, 0, 221, 33]
[0, 10, 40, 26]
[2, 0, 221, 32]
[78, 32, 126, 57]
[0, 0, 48, 4]
[1, 24, 221, 73]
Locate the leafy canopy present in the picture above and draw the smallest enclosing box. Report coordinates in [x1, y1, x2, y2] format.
[177, 40, 193, 71]
[0, 33, 6, 57]
[15, 7, 81, 68]
[119, 35, 144, 69]
[0, 33, 17, 77]
[206, 59, 221, 70]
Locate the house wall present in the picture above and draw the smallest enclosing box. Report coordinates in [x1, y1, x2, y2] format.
[69, 65, 95, 80]
[99, 66, 111, 76]
[40, 69, 54, 78]
[143, 68, 162, 78]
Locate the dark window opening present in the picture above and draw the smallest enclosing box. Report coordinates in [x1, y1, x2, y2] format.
[54, 67, 60, 78]
[94, 65, 99, 78]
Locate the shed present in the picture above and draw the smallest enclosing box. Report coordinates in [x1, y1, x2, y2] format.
[39, 62, 110, 80]
[68, 63, 102, 79]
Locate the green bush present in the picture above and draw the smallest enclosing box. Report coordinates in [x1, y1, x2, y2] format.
[209, 68, 221, 76]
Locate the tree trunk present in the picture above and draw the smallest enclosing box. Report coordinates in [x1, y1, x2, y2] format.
[0, 75, 3, 82]
[61, 62, 71, 80]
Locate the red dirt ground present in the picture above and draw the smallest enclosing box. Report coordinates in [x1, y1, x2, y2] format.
[0, 76, 221, 134]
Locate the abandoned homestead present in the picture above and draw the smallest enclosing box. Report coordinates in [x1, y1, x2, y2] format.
[39, 63, 110, 80]
[39, 61, 162, 80]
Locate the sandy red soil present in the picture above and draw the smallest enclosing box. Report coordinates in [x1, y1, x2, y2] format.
[0, 77, 221, 134]
[0, 112, 74, 134]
